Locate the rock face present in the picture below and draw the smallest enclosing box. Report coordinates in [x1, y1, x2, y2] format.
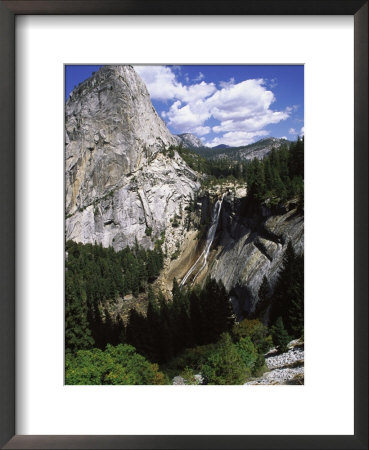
[175, 133, 204, 149]
[65, 66, 200, 249]
[206, 193, 304, 317]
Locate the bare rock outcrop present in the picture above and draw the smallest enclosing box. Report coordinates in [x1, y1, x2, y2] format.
[65, 66, 200, 249]
[175, 133, 204, 150]
[206, 194, 304, 316]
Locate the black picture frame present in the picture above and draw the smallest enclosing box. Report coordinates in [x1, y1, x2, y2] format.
[0, 1, 367, 449]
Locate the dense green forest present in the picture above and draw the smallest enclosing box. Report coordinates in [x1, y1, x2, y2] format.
[65, 240, 303, 384]
[245, 137, 304, 208]
[126, 278, 235, 363]
[173, 137, 304, 210]
[65, 239, 164, 354]
[175, 146, 248, 181]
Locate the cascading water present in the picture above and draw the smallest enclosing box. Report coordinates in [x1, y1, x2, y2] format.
[180, 193, 225, 287]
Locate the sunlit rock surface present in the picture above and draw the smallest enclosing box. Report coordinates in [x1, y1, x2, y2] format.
[65, 65, 200, 249]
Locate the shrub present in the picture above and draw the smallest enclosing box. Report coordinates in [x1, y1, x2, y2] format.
[161, 343, 217, 379]
[201, 333, 247, 385]
[233, 318, 273, 353]
[180, 367, 202, 385]
[236, 337, 258, 372]
[65, 344, 168, 385]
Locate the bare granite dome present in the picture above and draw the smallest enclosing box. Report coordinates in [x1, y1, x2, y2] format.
[65, 65, 200, 250]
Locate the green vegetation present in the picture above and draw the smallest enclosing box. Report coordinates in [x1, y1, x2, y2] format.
[161, 318, 271, 384]
[245, 137, 304, 209]
[125, 278, 235, 364]
[65, 240, 301, 383]
[201, 333, 251, 384]
[65, 344, 167, 385]
[269, 241, 304, 338]
[168, 139, 303, 210]
[166, 145, 248, 181]
[65, 240, 164, 353]
[171, 216, 180, 228]
[170, 241, 181, 260]
[271, 318, 290, 353]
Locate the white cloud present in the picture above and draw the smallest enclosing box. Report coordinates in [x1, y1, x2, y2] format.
[162, 100, 211, 132]
[280, 136, 288, 140]
[205, 130, 269, 148]
[289, 128, 297, 135]
[219, 77, 235, 89]
[207, 79, 275, 122]
[164, 78, 289, 136]
[180, 82, 216, 103]
[193, 72, 205, 82]
[134, 65, 216, 103]
[212, 110, 289, 133]
[300, 126, 305, 135]
[135, 66, 293, 146]
[193, 126, 211, 136]
[134, 66, 177, 101]
[268, 78, 278, 88]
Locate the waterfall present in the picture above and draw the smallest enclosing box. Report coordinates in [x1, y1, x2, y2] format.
[180, 193, 225, 287]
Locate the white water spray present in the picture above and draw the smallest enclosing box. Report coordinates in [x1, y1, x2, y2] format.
[180, 193, 225, 287]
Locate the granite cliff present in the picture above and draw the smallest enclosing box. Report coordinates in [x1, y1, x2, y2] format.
[65, 66, 200, 250]
[171, 187, 304, 319]
[208, 192, 303, 318]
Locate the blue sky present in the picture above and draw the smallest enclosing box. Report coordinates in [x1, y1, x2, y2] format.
[65, 65, 304, 148]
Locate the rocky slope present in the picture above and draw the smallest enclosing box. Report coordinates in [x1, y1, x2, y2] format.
[245, 339, 304, 385]
[65, 66, 200, 249]
[174, 133, 204, 150]
[176, 188, 303, 318]
[212, 194, 303, 317]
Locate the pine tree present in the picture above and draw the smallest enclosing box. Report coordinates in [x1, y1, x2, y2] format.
[146, 299, 162, 362]
[256, 275, 271, 319]
[157, 297, 174, 362]
[272, 317, 290, 353]
[270, 242, 304, 338]
[202, 278, 235, 343]
[65, 275, 94, 353]
[126, 308, 150, 357]
[189, 288, 203, 345]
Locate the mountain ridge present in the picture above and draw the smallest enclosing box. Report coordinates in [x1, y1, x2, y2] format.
[191, 137, 291, 161]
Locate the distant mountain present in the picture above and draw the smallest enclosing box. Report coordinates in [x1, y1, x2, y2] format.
[174, 133, 204, 150]
[192, 138, 291, 161]
[212, 144, 230, 149]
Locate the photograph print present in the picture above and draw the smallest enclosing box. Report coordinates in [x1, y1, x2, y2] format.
[65, 64, 304, 385]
